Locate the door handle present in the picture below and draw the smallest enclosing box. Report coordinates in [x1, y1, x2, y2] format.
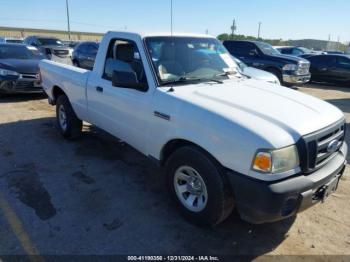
[320, 67, 328, 71]
[96, 86, 103, 93]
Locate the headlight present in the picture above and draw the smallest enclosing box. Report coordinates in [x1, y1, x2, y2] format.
[252, 145, 299, 174]
[282, 64, 298, 71]
[0, 68, 20, 76]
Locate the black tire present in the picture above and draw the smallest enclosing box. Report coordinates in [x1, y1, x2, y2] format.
[56, 95, 82, 139]
[72, 60, 80, 67]
[165, 146, 234, 227]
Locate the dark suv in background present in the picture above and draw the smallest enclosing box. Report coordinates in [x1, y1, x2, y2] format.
[303, 54, 350, 85]
[223, 40, 311, 86]
[23, 36, 72, 59]
[71, 41, 99, 70]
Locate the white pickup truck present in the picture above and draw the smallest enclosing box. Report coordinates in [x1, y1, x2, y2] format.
[40, 31, 347, 226]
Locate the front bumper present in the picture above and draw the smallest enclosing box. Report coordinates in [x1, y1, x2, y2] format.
[227, 142, 347, 224]
[0, 79, 43, 94]
[283, 73, 311, 84]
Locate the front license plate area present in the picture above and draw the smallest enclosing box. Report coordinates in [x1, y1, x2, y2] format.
[321, 176, 340, 202]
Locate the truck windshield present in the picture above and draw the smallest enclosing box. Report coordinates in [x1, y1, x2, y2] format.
[38, 38, 64, 46]
[0, 45, 45, 59]
[145, 37, 240, 85]
[255, 42, 280, 56]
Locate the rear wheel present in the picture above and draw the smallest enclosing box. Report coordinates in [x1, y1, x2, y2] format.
[165, 146, 234, 227]
[56, 95, 82, 139]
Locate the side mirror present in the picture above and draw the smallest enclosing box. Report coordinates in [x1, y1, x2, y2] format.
[249, 49, 259, 57]
[112, 70, 146, 91]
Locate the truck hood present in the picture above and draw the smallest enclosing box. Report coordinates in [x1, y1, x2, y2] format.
[0, 59, 39, 74]
[171, 78, 343, 145]
[267, 53, 309, 64]
[242, 67, 279, 83]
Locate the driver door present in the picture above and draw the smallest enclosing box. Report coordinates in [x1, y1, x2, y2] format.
[86, 39, 153, 153]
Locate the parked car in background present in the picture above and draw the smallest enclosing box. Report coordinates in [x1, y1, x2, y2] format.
[276, 46, 326, 56]
[62, 40, 79, 49]
[303, 54, 350, 85]
[223, 40, 311, 86]
[0, 37, 23, 44]
[40, 32, 347, 226]
[23, 36, 72, 59]
[326, 51, 344, 55]
[276, 46, 312, 56]
[71, 41, 99, 70]
[232, 56, 280, 85]
[346, 45, 350, 55]
[0, 43, 44, 96]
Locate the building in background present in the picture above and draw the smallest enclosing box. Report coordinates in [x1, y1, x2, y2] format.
[288, 39, 344, 51]
[0, 26, 103, 41]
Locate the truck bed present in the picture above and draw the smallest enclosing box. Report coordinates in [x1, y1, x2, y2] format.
[39, 59, 91, 120]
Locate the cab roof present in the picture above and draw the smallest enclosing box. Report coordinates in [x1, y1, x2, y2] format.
[105, 31, 214, 39]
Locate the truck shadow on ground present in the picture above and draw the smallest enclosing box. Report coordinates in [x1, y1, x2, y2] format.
[326, 98, 350, 114]
[0, 117, 295, 256]
[305, 82, 349, 92]
[0, 93, 47, 103]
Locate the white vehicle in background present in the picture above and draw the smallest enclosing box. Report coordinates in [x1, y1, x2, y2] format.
[40, 31, 347, 226]
[232, 56, 280, 85]
[0, 37, 24, 44]
[346, 45, 350, 55]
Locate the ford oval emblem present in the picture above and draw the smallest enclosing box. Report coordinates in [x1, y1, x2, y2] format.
[327, 140, 340, 153]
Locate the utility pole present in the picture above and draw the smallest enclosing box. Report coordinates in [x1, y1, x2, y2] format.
[257, 22, 262, 39]
[231, 19, 237, 37]
[66, 0, 71, 40]
[170, 0, 173, 36]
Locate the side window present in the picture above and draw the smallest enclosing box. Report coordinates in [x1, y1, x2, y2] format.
[25, 37, 32, 45]
[225, 42, 255, 56]
[103, 39, 147, 86]
[337, 57, 350, 68]
[309, 56, 336, 66]
[292, 49, 303, 56]
[87, 44, 98, 55]
[281, 48, 291, 54]
[78, 44, 88, 53]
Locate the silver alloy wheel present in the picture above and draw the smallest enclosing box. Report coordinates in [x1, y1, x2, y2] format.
[58, 105, 67, 131]
[174, 165, 208, 212]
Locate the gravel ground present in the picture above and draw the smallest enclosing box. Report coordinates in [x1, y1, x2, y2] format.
[0, 83, 349, 258]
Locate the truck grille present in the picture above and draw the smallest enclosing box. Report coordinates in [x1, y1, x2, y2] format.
[15, 81, 34, 88]
[297, 120, 346, 173]
[53, 49, 69, 56]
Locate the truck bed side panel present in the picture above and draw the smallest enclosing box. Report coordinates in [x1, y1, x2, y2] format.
[40, 60, 90, 121]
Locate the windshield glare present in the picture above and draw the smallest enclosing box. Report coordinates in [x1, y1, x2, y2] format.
[299, 47, 311, 53]
[145, 37, 239, 84]
[255, 42, 280, 56]
[0, 45, 45, 59]
[38, 38, 63, 46]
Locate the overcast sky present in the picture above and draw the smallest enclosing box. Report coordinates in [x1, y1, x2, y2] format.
[0, 0, 348, 42]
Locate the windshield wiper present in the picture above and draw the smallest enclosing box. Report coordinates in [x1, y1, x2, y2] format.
[162, 76, 223, 86]
[161, 76, 202, 86]
[214, 71, 237, 77]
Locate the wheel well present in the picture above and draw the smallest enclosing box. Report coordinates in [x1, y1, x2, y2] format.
[264, 66, 281, 74]
[52, 86, 66, 104]
[160, 139, 220, 167]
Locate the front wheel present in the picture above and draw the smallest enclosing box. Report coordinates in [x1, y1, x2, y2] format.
[56, 95, 82, 139]
[165, 146, 234, 227]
